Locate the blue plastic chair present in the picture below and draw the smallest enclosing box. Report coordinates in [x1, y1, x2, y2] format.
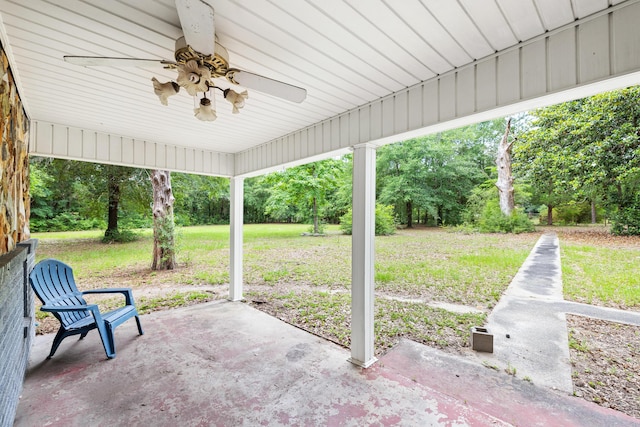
[29, 258, 144, 359]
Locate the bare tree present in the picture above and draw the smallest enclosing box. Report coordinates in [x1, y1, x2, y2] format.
[151, 170, 176, 270]
[496, 118, 515, 216]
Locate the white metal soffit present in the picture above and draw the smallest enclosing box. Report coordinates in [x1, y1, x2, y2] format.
[2, 0, 639, 175]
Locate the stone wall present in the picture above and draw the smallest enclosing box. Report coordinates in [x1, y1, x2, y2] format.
[0, 41, 30, 255]
[0, 40, 34, 427]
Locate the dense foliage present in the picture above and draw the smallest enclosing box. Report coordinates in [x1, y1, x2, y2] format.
[514, 86, 640, 234]
[339, 204, 397, 236]
[376, 120, 509, 227]
[29, 159, 150, 233]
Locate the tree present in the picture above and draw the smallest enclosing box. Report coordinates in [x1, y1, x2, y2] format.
[377, 133, 485, 227]
[28, 158, 152, 235]
[495, 118, 515, 216]
[514, 103, 578, 225]
[172, 173, 229, 225]
[244, 176, 272, 223]
[515, 86, 640, 232]
[263, 158, 348, 233]
[103, 165, 150, 242]
[151, 170, 176, 270]
[377, 140, 425, 227]
[105, 166, 123, 240]
[28, 160, 54, 228]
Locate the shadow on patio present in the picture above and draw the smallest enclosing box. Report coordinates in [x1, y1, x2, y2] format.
[14, 301, 638, 426]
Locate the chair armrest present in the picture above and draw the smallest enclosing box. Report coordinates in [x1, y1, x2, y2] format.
[82, 288, 133, 295]
[82, 288, 135, 305]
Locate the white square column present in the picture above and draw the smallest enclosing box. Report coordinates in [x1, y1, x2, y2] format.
[349, 143, 377, 368]
[229, 177, 244, 301]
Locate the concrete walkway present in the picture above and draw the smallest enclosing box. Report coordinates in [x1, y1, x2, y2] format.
[480, 232, 640, 394]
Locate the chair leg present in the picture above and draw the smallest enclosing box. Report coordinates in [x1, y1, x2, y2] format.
[135, 316, 144, 335]
[95, 320, 116, 359]
[107, 323, 116, 357]
[47, 328, 69, 359]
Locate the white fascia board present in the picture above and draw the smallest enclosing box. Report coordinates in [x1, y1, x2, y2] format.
[29, 121, 235, 177]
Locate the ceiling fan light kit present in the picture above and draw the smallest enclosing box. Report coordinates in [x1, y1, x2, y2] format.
[194, 96, 217, 121]
[223, 89, 248, 114]
[151, 77, 180, 106]
[63, 0, 307, 123]
[175, 58, 212, 96]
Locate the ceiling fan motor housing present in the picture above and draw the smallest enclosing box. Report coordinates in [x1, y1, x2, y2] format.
[174, 36, 229, 78]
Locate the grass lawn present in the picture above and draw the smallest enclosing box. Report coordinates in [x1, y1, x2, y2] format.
[34, 224, 640, 356]
[553, 226, 640, 308]
[32, 224, 540, 355]
[33, 225, 537, 307]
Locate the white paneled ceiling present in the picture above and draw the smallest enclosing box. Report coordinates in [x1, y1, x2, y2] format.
[0, 0, 625, 156]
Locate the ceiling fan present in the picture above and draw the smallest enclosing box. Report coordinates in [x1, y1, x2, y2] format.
[63, 0, 307, 122]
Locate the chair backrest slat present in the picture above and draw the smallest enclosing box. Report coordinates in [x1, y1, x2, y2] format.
[29, 259, 90, 328]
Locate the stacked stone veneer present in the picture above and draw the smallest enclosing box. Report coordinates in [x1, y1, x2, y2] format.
[0, 39, 34, 427]
[0, 41, 30, 254]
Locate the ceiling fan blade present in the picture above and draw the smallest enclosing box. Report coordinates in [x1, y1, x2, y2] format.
[175, 0, 215, 56]
[227, 70, 307, 103]
[64, 56, 175, 68]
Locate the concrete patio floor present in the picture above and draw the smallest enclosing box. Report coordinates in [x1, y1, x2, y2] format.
[14, 300, 639, 426]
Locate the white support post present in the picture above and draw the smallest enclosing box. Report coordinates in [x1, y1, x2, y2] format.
[229, 177, 244, 301]
[349, 143, 377, 368]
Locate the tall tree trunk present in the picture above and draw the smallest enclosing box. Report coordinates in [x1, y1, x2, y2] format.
[617, 183, 624, 210]
[591, 200, 597, 224]
[406, 201, 413, 228]
[496, 118, 515, 216]
[151, 170, 176, 270]
[104, 170, 121, 240]
[547, 204, 553, 226]
[312, 196, 319, 234]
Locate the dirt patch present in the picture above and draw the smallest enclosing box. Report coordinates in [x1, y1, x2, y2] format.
[567, 314, 640, 419]
[541, 225, 640, 249]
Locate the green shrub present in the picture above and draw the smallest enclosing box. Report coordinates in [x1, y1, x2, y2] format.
[307, 222, 326, 234]
[102, 228, 140, 243]
[339, 211, 352, 234]
[30, 212, 105, 232]
[449, 223, 478, 234]
[120, 212, 152, 229]
[174, 214, 192, 227]
[611, 202, 640, 236]
[340, 204, 396, 236]
[478, 200, 534, 234]
[554, 201, 593, 225]
[375, 204, 397, 235]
